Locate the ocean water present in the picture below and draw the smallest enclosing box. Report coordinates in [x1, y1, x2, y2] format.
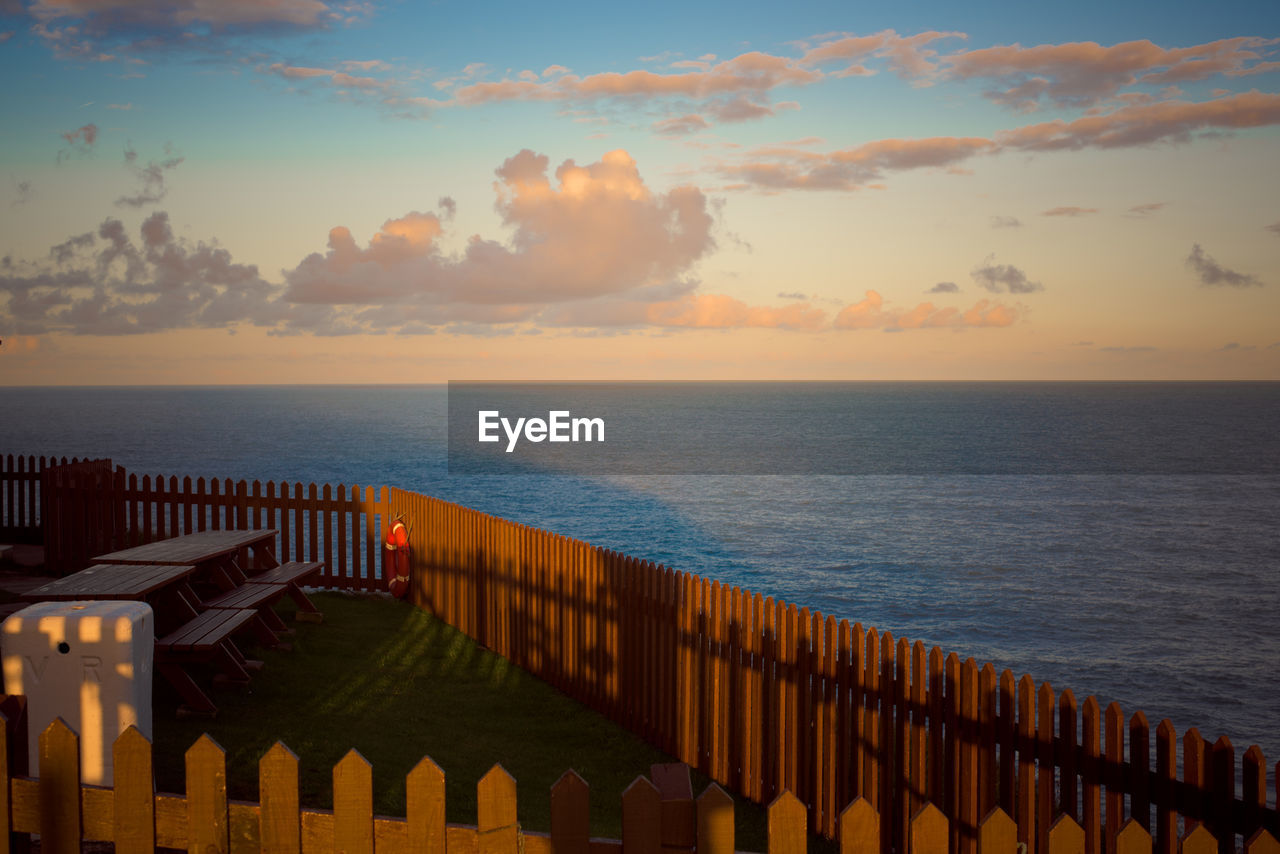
[2, 383, 1277, 766]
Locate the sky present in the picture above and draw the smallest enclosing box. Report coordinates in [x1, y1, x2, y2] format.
[0, 0, 1278, 383]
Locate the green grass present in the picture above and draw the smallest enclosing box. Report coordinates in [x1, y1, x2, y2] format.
[151, 591, 779, 849]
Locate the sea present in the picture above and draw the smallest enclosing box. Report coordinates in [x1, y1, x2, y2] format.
[2, 383, 1277, 770]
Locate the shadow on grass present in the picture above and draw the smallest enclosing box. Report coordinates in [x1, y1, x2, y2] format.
[151, 591, 794, 850]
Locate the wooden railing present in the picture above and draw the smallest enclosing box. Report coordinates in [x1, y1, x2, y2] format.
[25, 459, 1280, 852]
[2, 708, 1276, 854]
[0, 455, 105, 546]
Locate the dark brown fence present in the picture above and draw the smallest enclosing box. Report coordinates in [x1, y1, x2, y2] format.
[26, 458, 1280, 852]
[0, 454, 106, 546]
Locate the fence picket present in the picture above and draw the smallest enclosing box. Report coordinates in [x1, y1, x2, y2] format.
[767, 791, 806, 854]
[912, 803, 949, 854]
[113, 726, 155, 854]
[185, 734, 228, 854]
[979, 808, 1018, 854]
[259, 742, 300, 854]
[698, 783, 735, 854]
[550, 770, 589, 854]
[621, 776, 661, 854]
[840, 798, 879, 854]
[39, 719, 81, 854]
[406, 754, 447, 853]
[477, 764, 518, 854]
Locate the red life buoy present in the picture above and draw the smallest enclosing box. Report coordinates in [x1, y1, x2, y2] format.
[382, 516, 411, 599]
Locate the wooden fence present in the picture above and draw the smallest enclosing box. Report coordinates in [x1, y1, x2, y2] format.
[24, 460, 1280, 852]
[2, 710, 1276, 854]
[0, 455, 106, 546]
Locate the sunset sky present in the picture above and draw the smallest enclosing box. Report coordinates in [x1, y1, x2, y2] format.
[1, 0, 1278, 383]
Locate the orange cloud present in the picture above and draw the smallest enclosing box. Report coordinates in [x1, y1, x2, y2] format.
[454, 51, 822, 106]
[644, 294, 827, 330]
[799, 30, 966, 80]
[716, 136, 993, 191]
[833, 291, 1018, 330]
[1041, 206, 1099, 216]
[996, 90, 1280, 150]
[945, 37, 1279, 109]
[717, 90, 1280, 192]
[283, 149, 715, 318]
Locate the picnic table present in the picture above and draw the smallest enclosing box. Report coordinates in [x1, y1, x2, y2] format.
[92, 529, 325, 622]
[23, 561, 260, 717]
[22, 530, 327, 716]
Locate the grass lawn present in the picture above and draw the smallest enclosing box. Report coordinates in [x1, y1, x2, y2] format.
[151, 591, 783, 850]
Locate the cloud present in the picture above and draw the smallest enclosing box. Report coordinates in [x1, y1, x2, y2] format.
[1266, 221, 1280, 236]
[1041, 206, 1098, 216]
[995, 90, 1280, 150]
[1185, 244, 1263, 288]
[453, 51, 823, 107]
[56, 123, 98, 163]
[928, 281, 959, 293]
[777, 291, 807, 300]
[0, 31, 12, 44]
[799, 30, 966, 80]
[990, 215, 1022, 228]
[283, 149, 715, 317]
[0, 211, 283, 335]
[545, 293, 828, 330]
[719, 90, 1280, 194]
[833, 289, 1017, 330]
[714, 135, 992, 191]
[1216, 342, 1256, 352]
[11, 178, 33, 207]
[1128, 202, 1166, 215]
[115, 144, 183, 208]
[945, 37, 1280, 110]
[1101, 345, 1157, 353]
[653, 114, 711, 136]
[29, 0, 334, 29]
[106, 102, 136, 110]
[971, 256, 1044, 293]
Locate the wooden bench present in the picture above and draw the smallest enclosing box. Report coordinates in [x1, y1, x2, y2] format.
[245, 561, 325, 623]
[200, 584, 293, 648]
[155, 607, 260, 717]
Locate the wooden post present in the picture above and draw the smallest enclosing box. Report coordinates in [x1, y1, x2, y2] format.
[696, 783, 735, 854]
[477, 764, 518, 854]
[1155, 720, 1177, 854]
[551, 770, 590, 854]
[912, 803, 950, 854]
[840, 798, 879, 854]
[1245, 830, 1280, 854]
[1115, 819, 1153, 854]
[259, 742, 301, 854]
[1038, 682, 1056, 854]
[622, 776, 662, 854]
[333, 750, 374, 854]
[1049, 814, 1086, 854]
[980, 808, 1019, 854]
[1083, 697, 1102, 854]
[768, 791, 806, 854]
[39, 719, 81, 854]
[1181, 825, 1217, 854]
[185, 733, 229, 854]
[1210, 736, 1234, 854]
[407, 756, 447, 854]
[113, 726, 156, 854]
